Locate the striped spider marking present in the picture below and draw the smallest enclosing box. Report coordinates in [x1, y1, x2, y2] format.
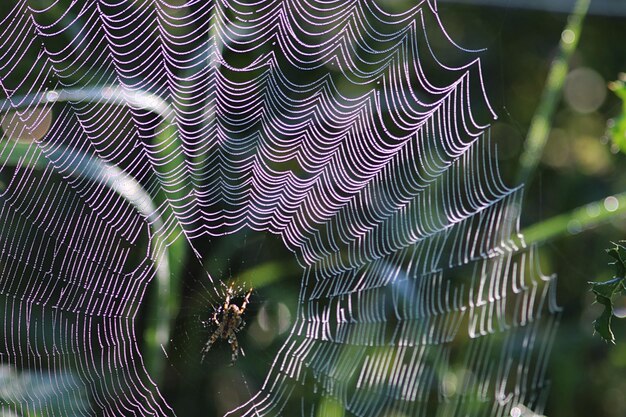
[201, 282, 253, 366]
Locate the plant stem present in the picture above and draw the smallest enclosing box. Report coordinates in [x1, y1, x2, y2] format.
[515, 0, 591, 185]
[522, 192, 626, 246]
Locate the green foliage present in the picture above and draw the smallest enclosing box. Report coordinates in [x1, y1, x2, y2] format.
[589, 242, 626, 343]
[608, 73, 626, 152]
[585, 75, 626, 345]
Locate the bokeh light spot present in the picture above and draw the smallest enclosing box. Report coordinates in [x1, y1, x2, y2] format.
[564, 68, 606, 114]
[604, 196, 619, 212]
[561, 29, 575, 44]
[0, 107, 52, 142]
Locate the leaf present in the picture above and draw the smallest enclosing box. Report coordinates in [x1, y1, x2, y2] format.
[592, 294, 615, 343]
[589, 242, 626, 343]
[590, 276, 623, 299]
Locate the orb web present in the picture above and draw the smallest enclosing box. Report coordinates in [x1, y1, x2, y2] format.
[0, 1, 559, 417]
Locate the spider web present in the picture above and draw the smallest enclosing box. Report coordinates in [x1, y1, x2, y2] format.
[0, 1, 559, 416]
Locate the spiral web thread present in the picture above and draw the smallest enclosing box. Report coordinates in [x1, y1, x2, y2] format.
[0, 1, 559, 416]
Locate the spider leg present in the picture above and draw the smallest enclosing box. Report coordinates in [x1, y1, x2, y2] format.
[236, 319, 246, 332]
[228, 335, 239, 366]
[239, 287, 253, 314]
[224, 282, 234, 310]
[201, 331, 219, 363]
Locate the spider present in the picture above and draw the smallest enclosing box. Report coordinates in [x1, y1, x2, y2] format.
[201, 282, 253, 366]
